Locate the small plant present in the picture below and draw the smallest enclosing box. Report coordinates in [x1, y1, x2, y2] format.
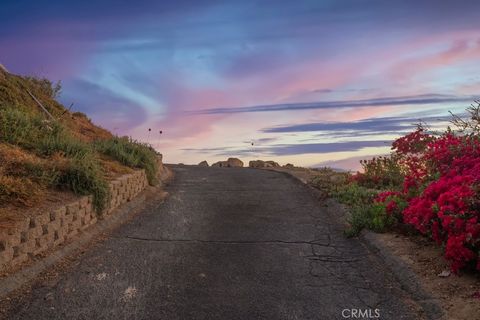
[38, 125, 91, 158]
[0, 107, 44, 147]
[351, 154, 404, 190]
[25, 77, 62, 99]
[331, 183, 397, 236]
[57, 157, 109, 212]
[309, 168, 349, 196]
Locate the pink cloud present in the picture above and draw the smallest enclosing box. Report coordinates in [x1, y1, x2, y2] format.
[389, 39, 480, 83]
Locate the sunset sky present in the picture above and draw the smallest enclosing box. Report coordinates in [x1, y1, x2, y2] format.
[2, 0, 480, 169]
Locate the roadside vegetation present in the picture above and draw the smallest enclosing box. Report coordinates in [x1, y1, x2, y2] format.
[94, 137, 158, 185]
[310, 103, 480, 273]
[0, 69, 159, 213]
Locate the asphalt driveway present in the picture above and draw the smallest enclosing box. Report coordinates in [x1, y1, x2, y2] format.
[6, 166, 422, 319]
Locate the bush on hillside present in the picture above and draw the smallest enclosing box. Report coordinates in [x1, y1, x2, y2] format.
[94, 137, 158, 185]
[351, 154, 405, 190]
[57, 157, 109, 212]
[24, 77, 62, 99]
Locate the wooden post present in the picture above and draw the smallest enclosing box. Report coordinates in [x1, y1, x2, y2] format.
[27, 89, 55, 121]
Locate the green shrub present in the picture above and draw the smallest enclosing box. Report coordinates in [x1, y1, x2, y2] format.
[353, 155, 404, 190]
[0, 107, 45, 148]
[344, 203, 397, 237]
[309, 169, 349, 196]
[0, 108, 91, 158]
[332, 182, 377, 207]
[95, 137, 158, 185]
[38, 125, 91, 158]
[18, 161, 60, 187]
[57, 156, 109, 212]
[331, 183, 397, 237]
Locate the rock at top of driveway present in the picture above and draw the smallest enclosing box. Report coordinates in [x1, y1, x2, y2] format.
[211, 158, 244, 168]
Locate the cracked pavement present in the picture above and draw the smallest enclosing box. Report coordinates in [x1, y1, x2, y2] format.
[5, 166, 422, 319]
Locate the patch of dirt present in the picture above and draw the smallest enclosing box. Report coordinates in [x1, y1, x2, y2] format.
[0, 190, 78, 229]
[375, 232, 480, 320]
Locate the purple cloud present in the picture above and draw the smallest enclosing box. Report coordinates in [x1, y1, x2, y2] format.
[190, 94, 475, 115]
[262, 115, 453, 133]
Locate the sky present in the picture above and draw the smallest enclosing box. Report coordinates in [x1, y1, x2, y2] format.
[1, 0, 480, 170]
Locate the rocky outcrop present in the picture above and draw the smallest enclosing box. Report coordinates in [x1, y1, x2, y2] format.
[249, 160, 265, 168]
[227, 158, 243, 167]
[212, 161, 228, 167]
[265, 160, 280, 167]
[249, 160, 280, 168]
[283, 163, 295, 169]
[198, 160, 209, 167]
[211, 158, 244, 168]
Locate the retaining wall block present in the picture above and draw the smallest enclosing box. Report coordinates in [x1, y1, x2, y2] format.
[79, 196, 89, 208]
[63, 213, 73, 225]
[6, 232, 21, 248]
[0, 247, 14, 266]
[66, 202, 80, 216]
[53, 228, 65, 246]
[85, 205, 92, 216]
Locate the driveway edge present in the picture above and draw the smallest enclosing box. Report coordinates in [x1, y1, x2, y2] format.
[262, 167, 445, 320]
[360, 232, 444, 320]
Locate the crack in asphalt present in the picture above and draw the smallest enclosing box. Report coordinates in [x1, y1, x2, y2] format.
[121, 235, 333, 246]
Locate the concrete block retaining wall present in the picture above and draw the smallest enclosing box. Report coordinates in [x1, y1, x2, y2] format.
[0, 170, 148, 271]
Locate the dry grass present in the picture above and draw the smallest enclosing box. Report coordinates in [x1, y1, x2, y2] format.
[66, 111, 112, 143]
[0, 208, 18, 229]
[0, 175, 43, 207]
[0, 144, 47, 206]
[99, 155, 134, 178]
[0, 68, 112, 143]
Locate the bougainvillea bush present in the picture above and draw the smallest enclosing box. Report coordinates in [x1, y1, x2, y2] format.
[352, 104, 480, 273]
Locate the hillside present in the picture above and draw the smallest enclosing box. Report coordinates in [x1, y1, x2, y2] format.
[0, 68, 159, 227]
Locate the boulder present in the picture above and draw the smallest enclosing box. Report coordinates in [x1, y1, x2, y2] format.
[283, 163, 295, 169]
[226, 158, 243, 167]
[211, 161, 228, 167]
[249, 160, 265, 168]
[265, 160, 280, 167]
[198, 160, 209, 167]
[249, 160, 280, 168]
[212, 158, 244, 168]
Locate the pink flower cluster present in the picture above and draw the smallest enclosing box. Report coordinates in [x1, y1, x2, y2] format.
[375, 130, 480, 272]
